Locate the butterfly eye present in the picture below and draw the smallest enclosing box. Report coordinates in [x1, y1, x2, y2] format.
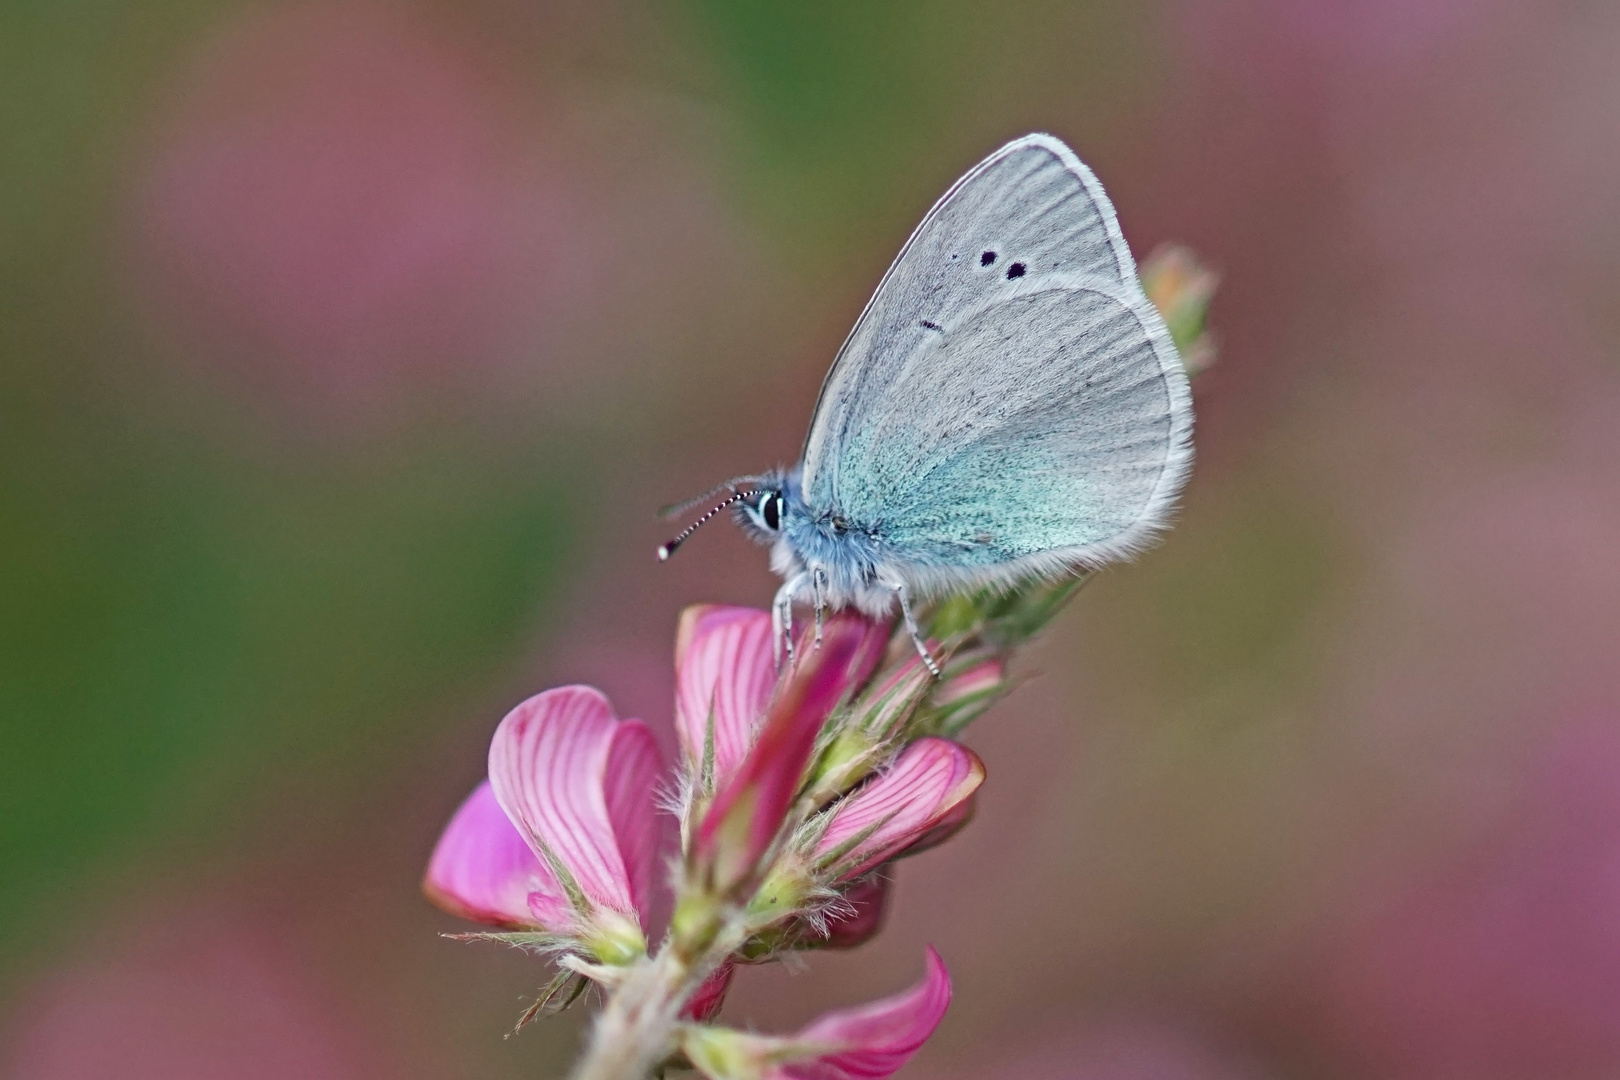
[759, 491, 783, 531]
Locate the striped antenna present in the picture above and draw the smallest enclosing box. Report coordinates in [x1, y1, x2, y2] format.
[657, 490, 756, 561]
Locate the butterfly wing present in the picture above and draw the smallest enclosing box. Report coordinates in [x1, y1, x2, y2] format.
[801, 134, 1192, 590]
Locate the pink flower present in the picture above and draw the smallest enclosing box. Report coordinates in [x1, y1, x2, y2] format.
[425, 599, 981, 1042]
[816, 738, 985, 880]
[692, 612, 889, 896]
[682, 947, 952, 1080]
[425, 685, 663, 961]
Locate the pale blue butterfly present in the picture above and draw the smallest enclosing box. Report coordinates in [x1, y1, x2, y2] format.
[659, 134, 1194, 674]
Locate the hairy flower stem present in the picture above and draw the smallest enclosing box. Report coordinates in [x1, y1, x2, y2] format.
[567, 915, 745, 1080]
[567, 948, 690, 1080]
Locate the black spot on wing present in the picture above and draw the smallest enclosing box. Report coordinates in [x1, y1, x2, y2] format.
[980, 250, 996, 266]
[919, 319, 943, 333]
[1006, 262, 1026, 279]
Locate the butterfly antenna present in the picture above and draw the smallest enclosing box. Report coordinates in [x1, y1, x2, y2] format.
[657, 476, 761, 520]
[657, 490, 755, 561]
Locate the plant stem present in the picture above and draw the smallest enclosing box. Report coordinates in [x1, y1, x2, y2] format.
[570, 911, 744, 1080]
[568, 903, 754, 1080]
[567, 947, 692, 1080]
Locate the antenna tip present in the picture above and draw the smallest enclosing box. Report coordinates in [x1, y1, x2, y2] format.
[657, 544, 673, 562]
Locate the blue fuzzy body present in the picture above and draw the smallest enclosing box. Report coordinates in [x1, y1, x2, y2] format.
[735, 467, 898, 617]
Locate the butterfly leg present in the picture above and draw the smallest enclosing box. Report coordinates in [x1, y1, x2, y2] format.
[890, 580, 941, 678]
[772, 572, 809, 669]
[812, 566, 828, 647]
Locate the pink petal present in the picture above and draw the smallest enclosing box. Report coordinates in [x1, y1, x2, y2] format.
[816, 739, 984, 879]
[602, 713, 667, 924]
[682, 963, 735, 1022]
[674, 605, 777, 787]
[813, 610, 892, 701]
[891, 796, 976, 860]
[695, 614, 887, 894]
[777, 947, 952, 1080]
[488, 686, 664, 924]
[422, 781, 567, 929]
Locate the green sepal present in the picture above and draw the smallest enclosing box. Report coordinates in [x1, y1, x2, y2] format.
[510, 969, 590, 1035]
[441, 930, 567, 953]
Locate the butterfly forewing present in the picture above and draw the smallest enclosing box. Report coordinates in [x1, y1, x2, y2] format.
[800, 134, 1193, 586]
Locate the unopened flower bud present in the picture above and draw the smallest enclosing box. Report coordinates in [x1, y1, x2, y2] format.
[815, 738, 984, 880]
[1141, 243, 1219, 376]
[746, 858, 814, 923]
[582, 908, 649, 967]
[924, 657, 1007, 735]
[683, 964, 735, 1022]
[682, 1025, 768, 1080]
[807, 728, 883, 803]
[858, 650, 937, 738]
[818, 873, 890, 949]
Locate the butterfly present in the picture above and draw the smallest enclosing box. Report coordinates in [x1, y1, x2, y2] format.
[659, 134, 1194, 674]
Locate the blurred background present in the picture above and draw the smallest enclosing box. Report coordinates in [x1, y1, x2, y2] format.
[4, 1, 1620, 1077]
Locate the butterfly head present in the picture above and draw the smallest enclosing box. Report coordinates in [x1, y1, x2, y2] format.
[656, 469, 801, 561]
